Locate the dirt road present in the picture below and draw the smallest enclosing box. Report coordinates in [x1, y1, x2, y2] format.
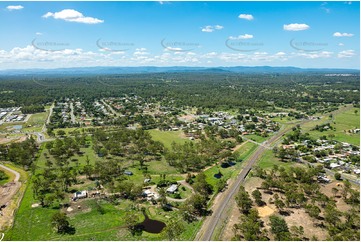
[0, 164, 22, 231]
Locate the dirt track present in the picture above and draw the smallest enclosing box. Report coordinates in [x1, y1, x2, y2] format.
[0, 164, 22, 231]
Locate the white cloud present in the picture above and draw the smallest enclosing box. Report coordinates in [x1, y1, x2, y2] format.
[229, 34, 253, 40]
[238, 14, 254, 20]
[338, 43, 344, 46]
[6, 5, 24, 11]
[321, 2, 331, 13]
[42, 9, 104, 24]
[275, 52, 286, 56]
[201, 26, 213, 32]
[201, 25, 223, 33]
[35, 32, 43, 36]
[338, 50, 355, 58]
[333, 32, 354, 37]
[344, 1, 352, 5]
[296, 51, 333, 59]
[283, 23, 310, 31]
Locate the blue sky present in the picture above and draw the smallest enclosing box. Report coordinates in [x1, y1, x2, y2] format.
[0, 1, 359, 69]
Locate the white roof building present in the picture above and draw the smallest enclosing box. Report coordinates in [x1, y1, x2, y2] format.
[166, 184, 178, 193]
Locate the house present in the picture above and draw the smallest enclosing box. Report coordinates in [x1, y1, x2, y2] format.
[124, 170, 133, 176]
[142, 189, 153, 197]
[330, 163, 341, 169]
[283, 144, 295, 149]
[317, 176, 330, 183]
[73, 190, 87, 199]
[166, 184, 178, 193]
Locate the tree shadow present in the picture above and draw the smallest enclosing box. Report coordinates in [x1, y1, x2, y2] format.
[214, 173, 223, 179]
[63, 225, 76, 235]
[279, 210, 292, 216]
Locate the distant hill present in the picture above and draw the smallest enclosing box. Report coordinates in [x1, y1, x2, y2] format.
[0, 66, 359, 76]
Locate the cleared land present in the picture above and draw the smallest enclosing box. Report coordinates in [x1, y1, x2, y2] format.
[303, 106, 359, 146]
[147, 129, 189, 149]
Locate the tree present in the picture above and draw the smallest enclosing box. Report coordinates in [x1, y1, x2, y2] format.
[324, 204, 342, 226]
[234, 208, 266, 240]
[193, 172, 213, 197]
[158, 187, 168, 209]
[51, 212, 71, 234]
[341, 180, 351, 200]
[274, 198, 285, 212]
[235, 186, 253, 214]
[331, 187, 338, 198]
[215, 178, 227, 193]
[334, 172, 342, 180]
[305, 204, 321, 222]
[124, 210, 140, 236]
[251, 189, 264, 206]
[164, 219, 185, 240]
[269, 215, 291, 240]
[57, 130, 66, 136]
[290, 225, 304, 240]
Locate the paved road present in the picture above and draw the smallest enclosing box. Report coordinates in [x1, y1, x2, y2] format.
[70, 102, 76, 124]
[196, 124, 299, 241]
[0, 164, 20, 182]
[241, 136, 271, 150]
[101, 99, 119, 117]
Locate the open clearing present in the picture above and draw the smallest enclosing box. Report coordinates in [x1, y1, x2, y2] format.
[303, 106, 360, 146]
[147, 129, 189, 149]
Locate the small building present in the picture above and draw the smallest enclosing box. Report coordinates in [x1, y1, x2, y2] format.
[317, 176, 330, 183]
[330, 163, 341, 169]
[73, 190, 87, 199]
[166, 184, 178, 194]
[144, 178, 151, 183]
[124, 170, 133, 176]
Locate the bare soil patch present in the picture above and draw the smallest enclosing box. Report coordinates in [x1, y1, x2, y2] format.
[319, 181, 354, 213]
[220, 200, 240, 241]
[179, 114, 195, 122]
[0, 138, 11, 144]
[227, 176, 330, 241]
[257, 205, 274, 217]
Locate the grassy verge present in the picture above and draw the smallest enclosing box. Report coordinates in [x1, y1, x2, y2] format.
[204, 142, 257, 189]
[256, 149, 305, 170]
[244, 134, 268, 143]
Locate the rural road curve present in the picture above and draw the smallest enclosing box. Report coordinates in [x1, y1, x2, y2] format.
[0, 164, 20, 182]
[196, 122, 304, 241]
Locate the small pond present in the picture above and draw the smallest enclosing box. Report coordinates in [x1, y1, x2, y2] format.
[13, 125, 23, 130]
[136, 211, 166, 233]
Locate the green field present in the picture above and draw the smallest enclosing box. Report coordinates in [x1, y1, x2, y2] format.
[6, 132, 199, 241]
[244, 134, 268, 143]
[303, 106, 360, 146]
[204, 142, 257, 188]
[148, 129, 189, 149]
[7, 177, 199, 241]
[22, 111, 49, 133]
[256, 149, 304, 170]
[36, 137, 97, 171]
